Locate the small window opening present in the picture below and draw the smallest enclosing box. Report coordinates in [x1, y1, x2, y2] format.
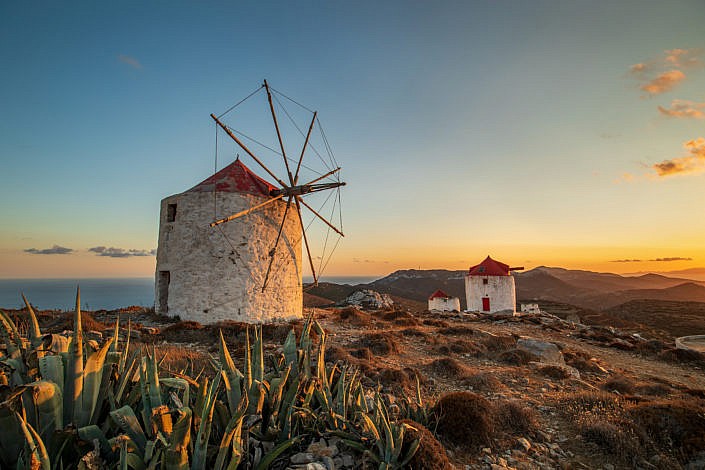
[478, 266, 485, 273]
[483, 278, 489, 285]
[167, 204, 177, 222]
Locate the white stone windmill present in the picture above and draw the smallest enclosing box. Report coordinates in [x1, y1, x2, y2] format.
[155, 81, 345, 323]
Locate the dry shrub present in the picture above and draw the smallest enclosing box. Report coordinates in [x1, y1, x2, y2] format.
[438, 326, 477, 336]
[326, 346, 353, 364]
[349, 347, 373, 361]
[162, 321, 203, 332]
[563, 350, 605, 374]
[80, 312, 108, 332]
[602, 375, 636, 395]
[400, 328, 432, 341]
[336, 307, 373, 327]
[658, 347, 705, 365]
[382, 310, 420, 326]
[636, 383, 671, 397]
[400, 419, 453, 470]
[495, 399, 539, 435]
[423, 318, 449, 328]
[497, 348, 539, 365]
[629, 399, 705, 462]
[482, 334, 516, 352]
[636, 339, 667, 354]
[683, 388, 705, 399]
[377, 367, 414, 392]
[463, 372, 505, 392]
[449, 339, 486, 356]
[560, 391, 628, 421]
[351, 333, 399, 355]
[428, 358, 471, 379]
[580, 421, 641, 463]
[432, 391, 494, 448]
[539, 364, 573, 380]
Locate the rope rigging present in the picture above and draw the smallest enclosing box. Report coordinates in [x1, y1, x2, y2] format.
[209, 81, 345, 292]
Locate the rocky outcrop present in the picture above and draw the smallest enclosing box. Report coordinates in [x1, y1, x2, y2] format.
[338, 290, 393, 310]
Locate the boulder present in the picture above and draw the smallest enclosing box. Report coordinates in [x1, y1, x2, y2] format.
[517, 338, 564, 364]
[338, 289, 393, 310]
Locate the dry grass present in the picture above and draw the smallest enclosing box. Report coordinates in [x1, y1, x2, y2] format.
[628, 399, 705, 462]
[151, 344, 213, 376]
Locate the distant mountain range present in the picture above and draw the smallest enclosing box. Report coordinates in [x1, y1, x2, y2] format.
[306, 266, 705, 312]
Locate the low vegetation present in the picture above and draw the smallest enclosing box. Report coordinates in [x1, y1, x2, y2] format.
[0, 291, 427, 469]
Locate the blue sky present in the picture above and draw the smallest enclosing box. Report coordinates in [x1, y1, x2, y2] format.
[1, 1, 704, 278]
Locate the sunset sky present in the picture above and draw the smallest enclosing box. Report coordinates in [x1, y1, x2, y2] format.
[1, 1, 704, 280]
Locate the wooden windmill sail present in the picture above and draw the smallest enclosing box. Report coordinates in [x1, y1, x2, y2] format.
[209, 80, 345, 291]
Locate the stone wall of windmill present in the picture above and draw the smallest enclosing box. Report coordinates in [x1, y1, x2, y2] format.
[155, 160, 303, 324]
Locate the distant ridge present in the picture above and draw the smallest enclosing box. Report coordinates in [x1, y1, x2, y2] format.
[305, 266, 705, 312]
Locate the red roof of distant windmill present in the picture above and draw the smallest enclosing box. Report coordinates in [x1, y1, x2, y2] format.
[187, 158, 277, 196]
[428, 289, 451, 300]
[468, 256, 511, 276]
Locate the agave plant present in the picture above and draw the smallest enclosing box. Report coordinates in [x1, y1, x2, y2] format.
[0, 289, 422, 470]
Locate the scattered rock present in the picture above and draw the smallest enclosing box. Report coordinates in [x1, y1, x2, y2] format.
[517, 338, 564, 364]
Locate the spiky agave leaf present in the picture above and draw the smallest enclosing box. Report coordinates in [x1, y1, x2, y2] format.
[214, 393, 248, 470]
[164, 407, 192, 470]
[16, 411, 50, 470]
[21, 380, 63, 449]
[282, 329, 297, 375]
[79, 336, 114, 426]
[110, 405, 148, 456]
[191, 372, 221, 470]
[218, 330, 243, 416]
[21, 294, 42, 350]
[64, 286, 84, 426]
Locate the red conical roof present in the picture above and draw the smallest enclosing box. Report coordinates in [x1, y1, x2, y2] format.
[187, 159, 277, 196]
[468, 256, 511, 276]
[428, 289, 450, 300]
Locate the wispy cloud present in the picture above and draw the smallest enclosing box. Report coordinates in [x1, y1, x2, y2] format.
[25, 245, 73, 255]
[657, 100, 705, 119]
[610, 257, 692, 263]
[664, 48, 701, 68]
[89, 246, 156, 258]
[652, 137, 705, 177]
[628, 48, 701, 97]
[639, 70, 686, 96]
[118, 54, 142, 69]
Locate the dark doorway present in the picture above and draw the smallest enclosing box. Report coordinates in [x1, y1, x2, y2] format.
[482, 297, 490, 312]
[167, 204, 177, 222]
[158, 271, 170, 312]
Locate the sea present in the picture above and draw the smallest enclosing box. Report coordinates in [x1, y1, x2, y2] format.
[0, 276, 380, 310]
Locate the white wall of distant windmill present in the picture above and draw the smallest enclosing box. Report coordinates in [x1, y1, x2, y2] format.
[428, 296, 460, 312]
